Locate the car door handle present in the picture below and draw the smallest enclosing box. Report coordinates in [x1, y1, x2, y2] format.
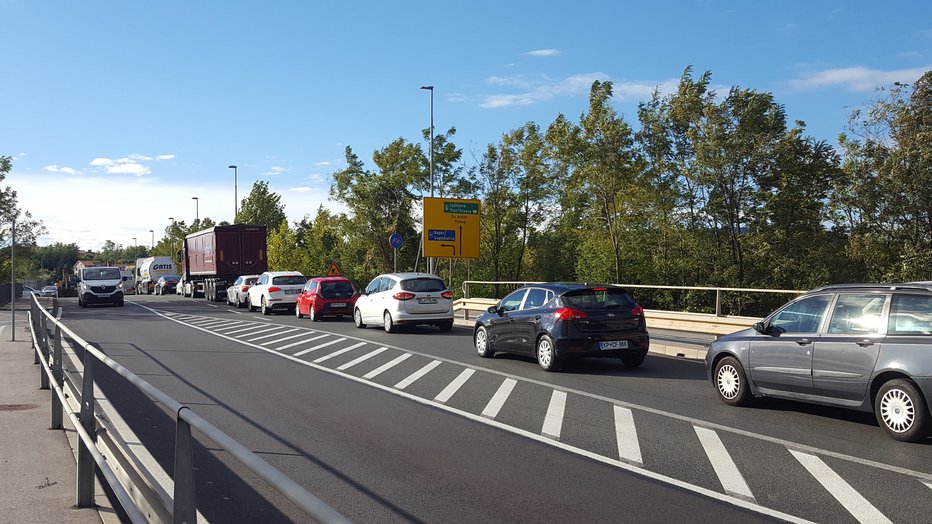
[796, 338, 812, 346]
[856, 339, 874, 347]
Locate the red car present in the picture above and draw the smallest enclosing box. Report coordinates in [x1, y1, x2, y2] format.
[295, 276, 359, 321]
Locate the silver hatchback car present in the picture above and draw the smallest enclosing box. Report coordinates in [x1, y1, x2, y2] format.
[706, 283, 932, 442]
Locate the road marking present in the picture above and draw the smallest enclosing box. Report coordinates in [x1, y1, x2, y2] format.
[336, 347, 388, 370]
[215, 323, 258, 333]
[924, 480, 932, 491]
[313, 342, 367, 363]
[0, 325, 6, 338]
[694, 426, 755, 500]
[198, 319, 239, 329]
[481, 378, 517, 419]
[294, 337, 346, 357]
[541, 390, 567, 441]
[277, 334, 329, 351]
[790, 450, 891, 524]
[613, 405, 643, 465]
[363, 353, 411, 379]
[248, 328, 298, 343]
[434, 369, 475, 404]
[234, 325, 279, 338]
[232, 311, 244, 315]
[206, 303, 218, 308]
[394, 360, 441, 390]
[261, 331, 310, 346]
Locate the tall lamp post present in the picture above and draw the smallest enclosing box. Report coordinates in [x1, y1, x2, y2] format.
[192, 196, 199, 224]
[133, 237, 137, 246]
[229, 165, 238, 221]
[149, 229, 154, 249]
[420, 85, 434, 274]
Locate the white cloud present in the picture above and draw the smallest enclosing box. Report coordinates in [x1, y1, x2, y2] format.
[14, 152, 27, 159]
[486, 75, 535, 88]
[263, 166, 288, 176]
[106, 163, 151, 176]
[43, 165, 81, 175]
[289, 186, 312, 193]
[613, 79, 681, 101]
[307, 173, 324, 183]
[314, 161, 331, 166]
[480, 72, 610, 108]
[90, 157, 114, 166]
[787, 66, 931, 92]
[157, 154, 176, 160]
[525, 49, 560, 57]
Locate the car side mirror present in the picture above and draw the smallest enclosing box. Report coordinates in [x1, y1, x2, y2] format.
[488, 305, 502, 315]
[753, 321, 769, 334]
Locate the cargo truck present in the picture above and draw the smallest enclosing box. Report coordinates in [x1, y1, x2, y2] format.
[181, 224, 267, 301]
[134, 257, 178, 294]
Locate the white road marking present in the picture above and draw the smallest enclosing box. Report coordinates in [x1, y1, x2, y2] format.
[214, 323, 256, 333]
[924, 480, 932, 491]
[336, 347, 388, 370]
[234, 325, 279, 338]
[198, 319, 240, 329]
[790, 450, 891, 524]
[313, 342, 367, 363]
[394, 360, 442, 390]
[363, 353, 411, 379]
[434, 368, 475, 404]
[206, 303, 218, 308]
[541, 390, 567, 441]
[248, 328, 298, 343]
[261, 331, 310, 346]
[277, 334, 329, 351]
[694, 426, 755, 500]
[231, 311, 243, 315]
[613, 405, 642, 465]
[0, 325, 6, 338]
[293, 337, 346, 357]
[481, 378, 517, 419]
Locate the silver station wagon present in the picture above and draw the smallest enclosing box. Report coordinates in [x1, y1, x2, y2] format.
[706, 283, 932, 442]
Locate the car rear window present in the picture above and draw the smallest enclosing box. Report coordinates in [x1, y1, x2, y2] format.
[888, 294, 932, 334]
[400, 278, 446, 292]
[245, 277, 258, 285]
[561, 288, 635, 310]
[319, 281, 355, 298]
[273, 275, 306, 286]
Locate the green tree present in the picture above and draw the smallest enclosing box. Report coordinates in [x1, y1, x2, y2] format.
[0, 155, 46, 284]
[235, 181, 286, 229]
[267, 221, 303, 272]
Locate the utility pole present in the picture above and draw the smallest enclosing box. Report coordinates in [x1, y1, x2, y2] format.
[10, 216, 15, 341]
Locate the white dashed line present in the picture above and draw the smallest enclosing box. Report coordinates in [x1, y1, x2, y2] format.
[695, 426, 754, 500]
[541, 390, 567, 441]
[248, 328, 298, 343]
[234, 325, 279, 338]
[790, 450, 890, 524]
[434, 369, 475, 404]
[614, 405, 643, 465]
[363, 353, 411, 379]
[277, 334, 329, 351]
[336, 347, 388, 370]
[261, 331, 311, 346]
[394, 360, 442, 390]
[313, 342, 367, 363]
[481, 378, 516, 419]
[293, 337, 346, 357]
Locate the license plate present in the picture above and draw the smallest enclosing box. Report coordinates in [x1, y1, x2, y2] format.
[418, 297, 438, 304]
[599, 340, 629, 350]
[284, 289, 299, 295]
[330, 302, 346, 308]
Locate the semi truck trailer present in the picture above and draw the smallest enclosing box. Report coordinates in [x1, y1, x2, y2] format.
[181, 224, 267, 301]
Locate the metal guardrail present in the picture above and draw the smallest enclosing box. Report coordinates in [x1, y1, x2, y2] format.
[462, 280, 804, 317]
[27, 294, 350, 524]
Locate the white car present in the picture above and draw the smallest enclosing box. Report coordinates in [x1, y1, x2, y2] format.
[20, 285, 38, 298]
[40, 285, 59, 298]
[246, 271, 306, 315]
[226, 274, 260, 308]
[354, 273, 454, 333]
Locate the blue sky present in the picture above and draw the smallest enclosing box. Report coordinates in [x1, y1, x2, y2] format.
[2, 1, 930, 250]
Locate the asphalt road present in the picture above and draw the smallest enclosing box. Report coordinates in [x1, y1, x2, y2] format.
[57, 294, 932, 523]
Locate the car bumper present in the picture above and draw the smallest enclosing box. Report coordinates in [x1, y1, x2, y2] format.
[315, 302, 356, 316]
[390, 311, 454, 325]
[82, 291, 124, 304]
[555, 335, 649, 358]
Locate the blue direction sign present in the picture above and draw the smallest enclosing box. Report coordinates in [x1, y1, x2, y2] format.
[428, 229, 456, 242]
[389, 233, 403, 249]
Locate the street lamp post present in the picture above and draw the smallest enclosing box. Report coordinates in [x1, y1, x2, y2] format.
[420, 85, 434, 274]
[192, 196, 199, 224]
[133, 237, 137, 246]
[149, 229, 154, 249]
[229, 165, 238, 221]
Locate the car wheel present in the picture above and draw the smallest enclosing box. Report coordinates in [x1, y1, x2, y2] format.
[117, 299, 124, 307]
[235, 295, 243, 308]
[621, 352, 646, 368]
[875, 379, 930, 442]
[261, 297, 271, 315]
[247, 296, 257, 312]
[383, 311, 396, 333]
[536, 334, 560, 372]
[295, 303, 304, 318]
[310, 305, 318, 322]
[354, 308, 366, 328]
[475, 326, 494, 358]
[438, 320, 453, 332]
[714, 356, 752, 407]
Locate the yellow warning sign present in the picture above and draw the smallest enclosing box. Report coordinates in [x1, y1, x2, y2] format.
[423, 197, 481, 259]
[326, 261, 342, 277]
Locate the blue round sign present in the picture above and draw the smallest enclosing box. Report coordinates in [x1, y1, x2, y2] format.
[389, 233, 403, 249]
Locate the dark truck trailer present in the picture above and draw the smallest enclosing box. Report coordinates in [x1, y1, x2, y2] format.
[181, 224, 267, 301]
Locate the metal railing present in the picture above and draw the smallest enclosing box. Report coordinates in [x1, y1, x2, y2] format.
[462, 280, 804, 317]
[27, 295, 350, 524]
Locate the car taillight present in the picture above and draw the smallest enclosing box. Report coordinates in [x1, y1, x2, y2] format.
[268, 287, 281, 293]
[441, 291, 453, 299]
[554, 307, 588, 321]
[393, 292, 415, 301]
[242, 286, 250, 291]
[632, 305, 644, 316]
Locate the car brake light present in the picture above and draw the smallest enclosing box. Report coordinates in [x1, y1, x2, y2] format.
[268, 287, 282, 293]
[242, 286, 250, 291]
[554, 307, 588, 321]
[592, 287, 607, 291]
[632, 305, 644, 316]
[393, 292, 416, 301]
[441, 291, 453, 299]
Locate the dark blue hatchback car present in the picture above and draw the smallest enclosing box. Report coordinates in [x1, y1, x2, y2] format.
[473, 283, 650, 371]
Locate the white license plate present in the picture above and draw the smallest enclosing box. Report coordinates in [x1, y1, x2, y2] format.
[418, 297, 438, 304]
[284, 289, 299, 295]
[330, 302, 346, 308]
[599, 340, 629, 350]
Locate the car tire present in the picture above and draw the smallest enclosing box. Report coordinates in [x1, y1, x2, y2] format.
[536, 334, 560, 372]
[621, 352, 646, 368]
[235, 295, 243, 308]
[714, 356, 752, 407]
[475, 326, 494, 358]
[438, 320, 453, 332]
[354, 308, 366, 329]
[310, 305, 318, 322]
[247, 296, 257, 312]
[875, 379, 930, 443]
[79, 298, 86, 308]
[383, 311, 396, 333]
[295, 304, 304, 319]
[261, 297, 271, 315]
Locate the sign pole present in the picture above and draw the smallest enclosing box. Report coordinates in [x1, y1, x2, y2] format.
[10, 216, 15, 341]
